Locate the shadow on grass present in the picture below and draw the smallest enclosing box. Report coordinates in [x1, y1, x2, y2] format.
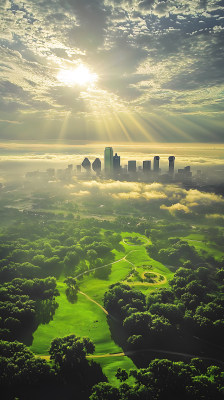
[94, 265, 112, 280]
[22, 299, 59, 346]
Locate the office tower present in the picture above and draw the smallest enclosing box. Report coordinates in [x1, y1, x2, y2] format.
[143, 160, 151, 173]
[104, 147, 113, 173]
[76, 165, 81, 173]
[153, 156, 160, 172]
[168, 156, 175, 174]
[113, 153, 120, 171]
[128, 160, 137, 173]
[46, 168, 55, 180]
[65, 164, 73, 180]
[82, 157, 91, 171]
[92, 158, 101, 173]
[176, 166, 192, 183]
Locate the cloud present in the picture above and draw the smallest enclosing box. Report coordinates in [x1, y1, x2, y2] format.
[112, 190, 167, 200]
[160, 203, 191, 215]
[184, 189, 224, 206]
[69, 179, 171, 201]
[65, 179, 224, 216]
[206, 213, 224, 220]
[1, 0, 224, 141]
[82, 179, 141, 193]
[0, 119, 22, 125]
[71, 190, 91, 197]
[112, 191, 142, 199]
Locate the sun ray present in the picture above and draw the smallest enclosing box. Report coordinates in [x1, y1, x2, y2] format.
[112, 112, 132, 142]
[58, 111, 71, 141]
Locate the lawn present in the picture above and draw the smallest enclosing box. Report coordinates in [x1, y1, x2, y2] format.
[180, 234, 224, 260]
[31, 282, 122, 356]
[30, 230, 172, 383]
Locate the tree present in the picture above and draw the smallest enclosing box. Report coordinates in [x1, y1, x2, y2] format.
[115, 368, 128, 382]
[87, 249, 98, 263]
[90, 382, 119, 400]
[49, 334, 95, 368]
[64, 277, 79, 302]
[64, 251, 79, 270]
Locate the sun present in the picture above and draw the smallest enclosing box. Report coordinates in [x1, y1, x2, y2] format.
[57, 65, 98, 87]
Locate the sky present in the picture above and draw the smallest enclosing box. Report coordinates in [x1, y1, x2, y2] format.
[1, 0, 224, 143]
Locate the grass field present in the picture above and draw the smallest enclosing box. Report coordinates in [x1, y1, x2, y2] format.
[30, 231, 173, 383]
[180, 233, 224, 260]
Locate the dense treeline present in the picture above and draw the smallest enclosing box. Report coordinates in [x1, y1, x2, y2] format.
[0, 213, 123, 343]
[0, 277, 59, 341]
[90, 358, 224, 400]
[104, 259, 224, 350]
[0, 217, 120, 282]
[0, 335, 106, 400]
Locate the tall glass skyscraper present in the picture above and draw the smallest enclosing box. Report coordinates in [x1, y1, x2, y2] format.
[153, 156, 160, 172]
[168, 156, 175, 174]
[104, 147, 113, 173]
[113, 153, 120, 171]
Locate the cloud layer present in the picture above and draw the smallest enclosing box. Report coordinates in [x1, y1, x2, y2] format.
[1, 0, 224, 141]
[68, 178, 224, 216]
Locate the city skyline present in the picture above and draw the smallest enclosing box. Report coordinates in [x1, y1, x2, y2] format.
[1, 1, 224, 143]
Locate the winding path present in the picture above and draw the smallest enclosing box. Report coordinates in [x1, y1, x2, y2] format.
[36, 235, 224, 367]
[75, 241, 166, 318]
[38, 348, 224, 367]
[86, 348, 224, 366]
[79, 291, 108, 316]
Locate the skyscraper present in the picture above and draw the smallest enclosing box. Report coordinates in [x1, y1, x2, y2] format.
[92, 158, 101, 173]
[168, 156, 175, 174]
[113, 153, 120, 172]
[104, 147, 113, 173]
[153, 156, 160, 172]
[82, 157, 91, 171]
[143, 160, 151, 173]
[128, 160, 137, 173]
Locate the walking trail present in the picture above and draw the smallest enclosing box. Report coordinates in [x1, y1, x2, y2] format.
[37, 235, 223, 366]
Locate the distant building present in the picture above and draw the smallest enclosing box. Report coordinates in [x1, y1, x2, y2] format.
[76, 165, 81, 173]
[46, 168, 55, 180]
[128, 160, 137, 173]
[176, 166, 192, 183]
[113, 153, 120, 172]
[92, 158, 101, 173]
[82, 157, 91, 171]
[104, 147, 113, 173]
[168, 156, 175, 174]
[153, 156, 160, 172]
[143, 160, 151, 173]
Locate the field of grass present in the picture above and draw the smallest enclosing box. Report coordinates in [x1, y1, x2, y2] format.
[181, 233, 224, 260]
[31, 231, 173, 383]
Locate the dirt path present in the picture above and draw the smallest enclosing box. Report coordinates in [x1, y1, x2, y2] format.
[74, 254, 129, 280]
[37, 348, 224, 366]
[35, 236, 224, 367]
[79, 291, 108, 316]
[87, 348, 224, 365]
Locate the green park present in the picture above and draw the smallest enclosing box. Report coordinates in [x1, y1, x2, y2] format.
[30, 231, 173, 384]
